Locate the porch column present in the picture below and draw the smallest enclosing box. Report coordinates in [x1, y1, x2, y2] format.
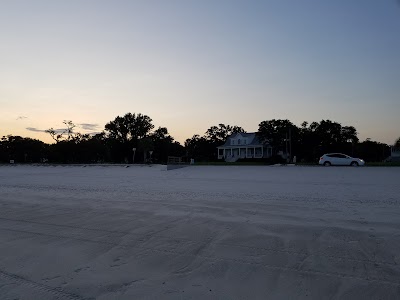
[254, 147, 255, 158]
[246, 148, 248, 158]
[261, 147, 263, 158]
[223, 149, 225, 158]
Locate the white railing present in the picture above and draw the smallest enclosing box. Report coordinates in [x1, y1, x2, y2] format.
[219, 148, 264, 159]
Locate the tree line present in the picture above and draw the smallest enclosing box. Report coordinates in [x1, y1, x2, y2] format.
[1, 113, 184, 164]
[1, 113, 399, 164]
[185, 119, 396, 163]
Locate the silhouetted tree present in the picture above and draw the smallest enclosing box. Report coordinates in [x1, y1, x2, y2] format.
[295, 120, 359, 161]
[341, 126, 359, 144]
[355, 139, 390, 162]
[258, 119, 299, 158]
[151, 127, 173, 143]
[45, 120, 76, 142]
[297, 121, 320, 161]
[205, 124, 245, 144]
[45, 121, 95, 163]
[104, 113, 154, 143]
[104, 113, 154, 162]
[395, 137, 400, 147]
[0, 135, 47, 163]
[138, 137, 154, 163]
[149, 127, 179, 163]
[185, 134, 212, 161]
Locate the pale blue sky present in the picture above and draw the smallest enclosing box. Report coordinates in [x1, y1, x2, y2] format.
[1, 0, 399, 144]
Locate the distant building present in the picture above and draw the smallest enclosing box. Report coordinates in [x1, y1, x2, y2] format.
[389, 146, 400, 162]
[217, 132, 272, 162]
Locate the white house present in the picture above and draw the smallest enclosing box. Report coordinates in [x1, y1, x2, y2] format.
[217, 132, 272, 162]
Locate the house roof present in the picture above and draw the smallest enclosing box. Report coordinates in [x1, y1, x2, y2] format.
[218, 132, 267, 148]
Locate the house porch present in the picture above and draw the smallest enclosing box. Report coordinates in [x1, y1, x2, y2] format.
[218, 147, 272, 160]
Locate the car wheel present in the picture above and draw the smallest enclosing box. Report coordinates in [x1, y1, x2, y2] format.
[323, 162, 331, 166]
[350, 161, 359, 167]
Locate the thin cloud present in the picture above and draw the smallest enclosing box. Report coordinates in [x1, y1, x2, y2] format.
[78, 123, 99, 131]
[26, 127, 44, 132]
[53, 128, 66, 133]
[26, 127, 65, 133]
[16, 116, 27, 120]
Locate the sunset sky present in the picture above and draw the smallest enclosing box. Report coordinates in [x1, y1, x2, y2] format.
[1, 0, 399, 144]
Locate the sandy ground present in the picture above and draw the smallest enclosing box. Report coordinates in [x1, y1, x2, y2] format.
[0, 165, 399, 300]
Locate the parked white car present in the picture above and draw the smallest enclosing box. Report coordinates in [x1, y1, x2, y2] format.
[319, 153, 365, 166]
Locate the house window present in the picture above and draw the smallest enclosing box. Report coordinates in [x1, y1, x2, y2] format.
[244, 140, 247, 145]
[231, 139, 235, 145]
[238, 139, 241, 145]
